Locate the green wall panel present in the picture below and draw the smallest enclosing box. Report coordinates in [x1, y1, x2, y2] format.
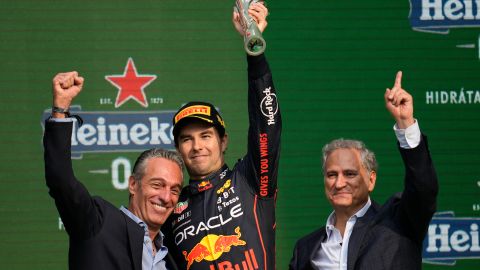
[1, 0, 479, 268]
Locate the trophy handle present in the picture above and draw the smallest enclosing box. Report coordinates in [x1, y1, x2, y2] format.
[244, 23, 266, 56]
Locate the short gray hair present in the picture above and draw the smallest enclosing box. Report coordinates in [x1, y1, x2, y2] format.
[322, 139, 378, 174]
[132, 148, 184, 182]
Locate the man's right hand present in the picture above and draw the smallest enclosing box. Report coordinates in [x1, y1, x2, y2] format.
[52, 71, 84, 118]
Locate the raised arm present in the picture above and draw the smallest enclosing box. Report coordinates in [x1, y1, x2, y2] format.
[44, 72, 103, 238]
[385, 71, 438, 242]
[233, 3, 282, 198]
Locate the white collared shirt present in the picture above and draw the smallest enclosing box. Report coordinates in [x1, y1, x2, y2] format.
[312, 198, 371, 270]
[120, 206, 169, 270]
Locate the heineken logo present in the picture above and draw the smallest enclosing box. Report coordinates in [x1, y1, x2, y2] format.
[409, 0, 480, 33]
[41, 106, 176, 158]
[422, 211, 480, 265]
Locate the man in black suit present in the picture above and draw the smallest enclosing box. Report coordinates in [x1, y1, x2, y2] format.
[289, 72, 438, 270]
[43, 71, 183, 269]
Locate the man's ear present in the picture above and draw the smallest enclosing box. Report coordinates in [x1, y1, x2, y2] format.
[368, 171, 377, 192]
[128, 176, 137, 196]
[221, 133, 228, 153]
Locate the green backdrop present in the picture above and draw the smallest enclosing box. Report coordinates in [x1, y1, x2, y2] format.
[1, 0, 479, 269]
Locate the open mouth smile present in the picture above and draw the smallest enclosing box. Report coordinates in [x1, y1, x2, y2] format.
[151, 202, 167, 211]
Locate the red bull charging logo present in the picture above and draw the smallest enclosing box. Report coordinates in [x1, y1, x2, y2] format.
[183, 226, 247, 270]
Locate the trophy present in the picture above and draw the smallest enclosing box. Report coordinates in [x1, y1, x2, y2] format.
[235, 0, 266, 56]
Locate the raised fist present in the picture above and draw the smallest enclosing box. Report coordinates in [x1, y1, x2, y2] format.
[52, 71, 84, 118]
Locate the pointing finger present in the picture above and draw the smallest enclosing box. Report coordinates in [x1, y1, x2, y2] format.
[389, 71, 402, 99]
[394, 71, 402, 89]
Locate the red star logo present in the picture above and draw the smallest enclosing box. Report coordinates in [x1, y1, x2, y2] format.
[105, 58, 157, 108]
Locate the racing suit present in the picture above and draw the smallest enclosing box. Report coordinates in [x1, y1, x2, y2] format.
[163, 54, 281, 270]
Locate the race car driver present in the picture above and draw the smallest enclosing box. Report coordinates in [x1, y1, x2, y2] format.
[162, 3, 281, 270]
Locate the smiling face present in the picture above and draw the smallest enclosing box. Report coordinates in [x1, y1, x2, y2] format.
[324, 148, 376, 217]
[128, 157, 183, 232]
[176, 121, 228, 180]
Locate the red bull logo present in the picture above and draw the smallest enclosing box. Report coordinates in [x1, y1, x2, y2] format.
[183, 226, 248, 270]
[183, 243, 212, 270]
[214, 227, 246, 253]
[198, 180, 213, 192]
[210, 249, 259, 270]
[209, 249, 259, 270]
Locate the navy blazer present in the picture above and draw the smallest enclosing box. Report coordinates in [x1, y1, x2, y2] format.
[289, 135, 438, 270]
[43, 120, 178, 270]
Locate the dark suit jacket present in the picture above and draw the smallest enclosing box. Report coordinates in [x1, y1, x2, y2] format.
[289, 135, 438, 270]
[43, 120, 178, 270]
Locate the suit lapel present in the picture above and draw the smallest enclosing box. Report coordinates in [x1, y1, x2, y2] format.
[165, 252, 179, 270]
[309, 229, 327, 269]
[125, 216, 144, 270]
[347, 202, 379, 270]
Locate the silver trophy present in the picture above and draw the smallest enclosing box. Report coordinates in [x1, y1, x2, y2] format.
[235, 0, 266, 56]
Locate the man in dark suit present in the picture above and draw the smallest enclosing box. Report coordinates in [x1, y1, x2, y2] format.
[289, 72, 438, 270]
[43, 71, 183, 270]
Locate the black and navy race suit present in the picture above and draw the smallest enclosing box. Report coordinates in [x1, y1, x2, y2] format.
[163, 54, 281, 270]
